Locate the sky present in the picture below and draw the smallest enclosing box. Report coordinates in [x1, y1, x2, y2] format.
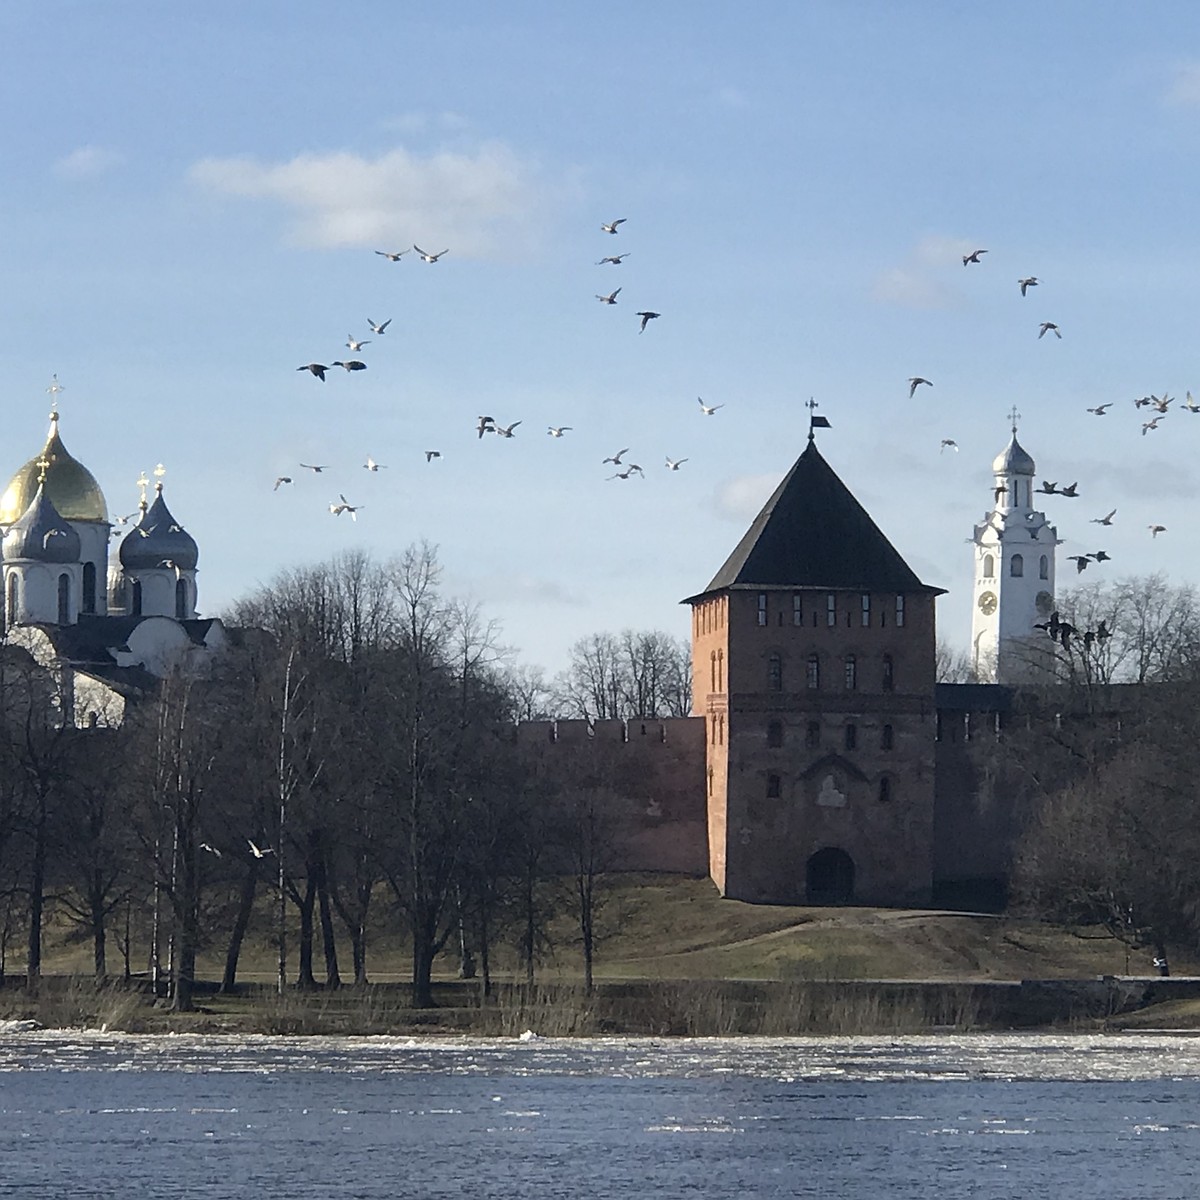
[4, 2, 1200, 676]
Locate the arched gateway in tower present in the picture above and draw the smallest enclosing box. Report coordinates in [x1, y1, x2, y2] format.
[683, 430, 944, 906]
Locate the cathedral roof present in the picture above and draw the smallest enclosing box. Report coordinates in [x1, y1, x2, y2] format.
[118, 489, 199, 572]
[991, 434, 1035, 476]
[685, 439, 943, 602]
[2, 483, 81, 564]
[0, 413, 108, 524]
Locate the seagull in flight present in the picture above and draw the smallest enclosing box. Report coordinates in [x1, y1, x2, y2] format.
[200, 842, 221, 857]
[1038, 322, 1062, 339]
[1142, 416, 1164, 435]
[300, 463, 329, 473]
[547, 426, 572, 438]
[601, 219, 627, 234]
[363, 457, 387, 471]
[1090, 509, 1117, 526]
[1149, 524, 1167, 538]
[665, 456, 688, 471]
[602, 448, 630, 465]
[494, 421, 522, 438]
[346, 335, 371, 352]
[247, 840, 274, 859]
[413, 245, 449, 262]
[940, 439, 958, 453]
[597, 254, 630, 265]
[697, 398, 723, 416]
[330, 494, 362, 520]
[1086, 403, 1112, 416]
[375, 249, 409, 262]
[367, 317, 392, 334]
[636, 311, 661, 332]
[608, 464, 644, 480]
[477, 416, 496, 439]
[596, 288, 621, 304]
[962, 248, 988, 265]
[1018, 276, 1039, 296]
[273, 476, 292, 491]
[1184, 391, 1200, 413]
[425, 450, 441, 462]
[908, 377, 932, 398]
[297, 363, 328, 381]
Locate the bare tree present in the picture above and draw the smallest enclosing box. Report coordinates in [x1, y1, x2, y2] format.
[553, 629, 691, 720]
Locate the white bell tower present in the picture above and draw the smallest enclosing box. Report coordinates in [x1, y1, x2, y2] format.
[971, 410, 1060, 683]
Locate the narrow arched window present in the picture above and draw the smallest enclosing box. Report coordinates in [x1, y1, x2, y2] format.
[844, 723, 857, 751]
[878, 776, 892, 803]
[806, 654, 819, 690]
[767, 653, 783, 692]
[131, 579, 143, 617]
[983, 554, 995, 579]
[1011, 554, 1024, 578]
[757, 593, 768, 626]
[717, 649, 724, 693]
[766, 773, 781, 799]
[844, 655, 857, 690]
[792, 593, 803, 626]
[1039, 555, 1048, 580]
[806, 720, 820, 748]
[57, 574, 70, 625]
[767, 720, 783, 748]
[710, 651, 717, 692]
[881, 723, 894, 751]
[175, 577, 188, 620]
[882, 654, 894, 693]
[5, 573, 17, 628]
[82, 562, 96, 614]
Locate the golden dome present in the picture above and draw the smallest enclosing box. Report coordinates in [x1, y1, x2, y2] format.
[0, 413, 109, 525]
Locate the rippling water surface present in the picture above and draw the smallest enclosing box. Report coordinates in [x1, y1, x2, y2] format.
[4, 1032, 1200, 1198]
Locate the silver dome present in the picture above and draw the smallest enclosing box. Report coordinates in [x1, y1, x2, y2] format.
[991, 434, 1036, 476]
[3, 484, 81, 564]
[119, 491, 199, 572]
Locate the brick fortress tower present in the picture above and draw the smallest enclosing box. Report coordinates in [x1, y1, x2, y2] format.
[684, 422, 945, 905]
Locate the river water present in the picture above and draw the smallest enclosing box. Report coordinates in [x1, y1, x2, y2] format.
[3, 1031, 1200, 1198]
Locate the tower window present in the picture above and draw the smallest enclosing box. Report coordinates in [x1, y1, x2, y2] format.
[757, 593, 768, 626]
[1011, 554, 1024, 578]
[717, 649, 724, 693]
[882, 655, 894, 692]
[131, 580, 143, 617]
[57, 574, 70, 625]
[766, 773, 782, 799]
[826, 594, 836, 627]
[878, 776, 892, 803]
[806, 720, 820, 748]
[983, 554, 995, 579]
[710, 651, 717, 692]
[1039, 555, 1048, 580]
[6, 574, 17, 627]
[82, 562, 96, 614]
[860, 594, 871, 627]
[793, 593, 803, 626]
[844, 655, 857, 690]
[881, 723, 894, 751]
[895, 595, 906, 628]
[844, 723, 857, 751]
[767, 720, 783, 748]
[806, 654, 820, 690]
[175, 577, 188, 620]
[767, 653, 783, 692]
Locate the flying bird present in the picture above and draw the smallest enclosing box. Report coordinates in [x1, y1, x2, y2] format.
[346, 336, 371, 352]
[1068, 555, 1091, 573]
[1038, 481, 1059, 494]
[425, 450, 441, 462]
[601, 219, 627, 234]
[476, 416, 496, 439]
[602, 448, 630, 465]
[297, 363, 328, 381]
[636, 311, 661, 332]
[273, 477, 292, 491]
[1059, 482, 1079, 498]
[367, 318, 392, 334]
[247, 840, 274, 859]
[1090, 509, 1117, 526]
[665, 456, 688, 470]
[608, 465, 644, 480]
[332, 360, 367, 372]
[300, 463, 329, 473]
[413, 245, 449, 262]
[330, 494, 362, 521]
[375, 249, 409, 261]
[1149, 524, 1167, 538]
[597, 254, 629, 265]
[1142, 416, 1164, 435]
[1091, 550, 1111, 562]
[940, 439, 958, 453]
[547, 426, 572, 438]
[1184, 391, 1200, 413]
[200, 843, 221, 857]
[494, 421, 522, 438]
[1133, 395, 1153, 408]
[1086, 403, 1112, 416]
[908, 377, 932, 398]
[962, 249, 988, 265]
[363, 457, 387, 471]
[1038, 322, 1062, 339]
[1018, 276, 1039, 296]
[596, 288, 622, 304]
[697, 398, 723, 416]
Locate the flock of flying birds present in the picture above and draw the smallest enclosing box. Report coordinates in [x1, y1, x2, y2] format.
[912, 247, 1188, 656]
[284, 220, 712, 517]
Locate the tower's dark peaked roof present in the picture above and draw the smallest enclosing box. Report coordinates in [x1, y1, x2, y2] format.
[685, 439, 943, 602]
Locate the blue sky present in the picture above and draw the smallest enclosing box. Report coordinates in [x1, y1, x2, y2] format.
[4, 2, 1200, 673]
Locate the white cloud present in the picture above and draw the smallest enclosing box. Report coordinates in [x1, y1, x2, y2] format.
[1165, 62, 1200, 106]
[54, 145, 125, 180]
[713, 473, 777, 522]
[871, 234, 978, 309]
[188, 141, 544, 257]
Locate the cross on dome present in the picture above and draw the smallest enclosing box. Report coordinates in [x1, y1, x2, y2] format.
[1008, 405, 1021, 434]
[46, 375, 65, 413]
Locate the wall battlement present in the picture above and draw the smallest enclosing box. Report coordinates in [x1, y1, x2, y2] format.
[515, 716, 704, 748]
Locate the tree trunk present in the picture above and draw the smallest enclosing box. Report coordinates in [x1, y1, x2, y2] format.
[411, 921, 436, 1008]
[90, 868, 107, 982]
[296, 873, 317, 989]
[317, 867, 341, 988]
[172, 836, 198, 1013]
[221, 862, 259, 993]
[26, 798, 46, 993]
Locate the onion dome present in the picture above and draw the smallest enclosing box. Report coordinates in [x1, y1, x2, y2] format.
[991, 434, 1036, 476]
[119, 486, 199, 572]
[3, 484, 81, 563]
[0, 412, 108, 524]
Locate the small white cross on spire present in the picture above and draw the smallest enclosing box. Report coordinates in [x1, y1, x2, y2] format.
[1008, 405, 1021, 434]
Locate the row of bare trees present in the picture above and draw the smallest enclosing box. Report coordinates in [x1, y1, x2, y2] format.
[0, 545, 648, 1008]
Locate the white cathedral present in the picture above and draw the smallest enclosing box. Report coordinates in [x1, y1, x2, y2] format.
[970, 419, 1060, 684]
[0, 409, 226, 727]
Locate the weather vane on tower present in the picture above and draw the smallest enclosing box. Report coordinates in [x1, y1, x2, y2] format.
[806, 397, 832, 441]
